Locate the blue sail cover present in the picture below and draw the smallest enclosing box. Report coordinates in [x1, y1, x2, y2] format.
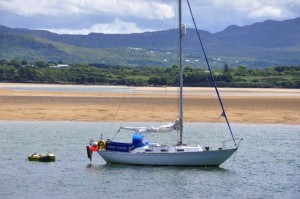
[132, 133, 148, 149]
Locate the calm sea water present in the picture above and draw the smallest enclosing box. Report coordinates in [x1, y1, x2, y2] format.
[2, 84, 299, 96]
[1, 85, 136, 93]
[0, 121, 299, 199]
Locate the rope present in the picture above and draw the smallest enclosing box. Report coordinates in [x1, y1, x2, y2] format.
[110, 87, 137, 141]
[231, 138, 243, 167]
[186, 0, 236, 147]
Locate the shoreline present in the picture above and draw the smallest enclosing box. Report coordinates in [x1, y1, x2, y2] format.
[1, 82, 300, 96]
[0, 83, 299, 124]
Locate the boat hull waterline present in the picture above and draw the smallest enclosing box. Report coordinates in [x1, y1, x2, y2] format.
[98, 148, 237, 166]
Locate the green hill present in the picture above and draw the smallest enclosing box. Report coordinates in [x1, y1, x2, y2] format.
[1, 18, 300, 67]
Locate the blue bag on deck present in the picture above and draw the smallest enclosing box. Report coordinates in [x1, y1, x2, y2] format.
[132, 133, 148, 149]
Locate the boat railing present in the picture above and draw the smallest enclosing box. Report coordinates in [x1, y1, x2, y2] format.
[200, 138, 241, 150]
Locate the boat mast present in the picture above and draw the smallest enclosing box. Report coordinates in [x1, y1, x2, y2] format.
[178, 0, 184, 145]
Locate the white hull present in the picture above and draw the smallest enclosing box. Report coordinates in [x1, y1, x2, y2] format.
[98, 148, 237, 166]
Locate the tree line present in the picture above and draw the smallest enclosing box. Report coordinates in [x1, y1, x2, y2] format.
[0, 59, 299, 88]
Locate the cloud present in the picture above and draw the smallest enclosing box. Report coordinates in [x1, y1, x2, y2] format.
[208, 0, 299, 19]
[248, 6, 282, 18]
[0, 0, 63, 16]
[184, 0, 300, 32]
[0, 0, 299, 34]
[46, 18, 152, 34]
[0, 0, 175, 19]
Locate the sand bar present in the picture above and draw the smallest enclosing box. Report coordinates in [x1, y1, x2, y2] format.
[0, 83, 299, 124]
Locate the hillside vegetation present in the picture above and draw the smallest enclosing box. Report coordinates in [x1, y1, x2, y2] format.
[1, 59, 299, 88]
[1, 18, 300, 67]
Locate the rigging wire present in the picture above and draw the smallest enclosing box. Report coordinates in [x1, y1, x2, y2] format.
[108, 100, 125, 140]
[151, 86, 169, 144]
[231, 138, 243, 167]
[186, 0, 237, 147]
[100, 89, 126, 139]
[159, 86, 169, 123]
[147, 0, 177, 51]
[111, 87, 137, 141]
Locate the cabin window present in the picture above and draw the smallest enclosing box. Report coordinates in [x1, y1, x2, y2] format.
[145, 149, 152, 152]
[177, 149, 184, 152]
[161, 149, 168, 152]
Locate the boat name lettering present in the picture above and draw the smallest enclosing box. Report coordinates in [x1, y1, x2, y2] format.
[117, 146, 128, 150]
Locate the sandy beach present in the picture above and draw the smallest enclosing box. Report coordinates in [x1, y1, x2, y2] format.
[0, 83, 299, 124]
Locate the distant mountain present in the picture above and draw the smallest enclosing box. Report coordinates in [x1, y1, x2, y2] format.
[1, 18, 300, 67]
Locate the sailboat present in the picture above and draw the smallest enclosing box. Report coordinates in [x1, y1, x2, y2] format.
[87, 0, 240, 166]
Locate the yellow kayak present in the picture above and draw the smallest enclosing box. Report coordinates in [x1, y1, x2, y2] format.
[28, 153, 55, 162]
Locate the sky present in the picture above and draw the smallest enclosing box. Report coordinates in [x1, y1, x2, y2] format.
[0, 0, 300, 35]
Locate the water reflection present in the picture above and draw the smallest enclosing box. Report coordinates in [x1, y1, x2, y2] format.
[86, 162, 228, 172]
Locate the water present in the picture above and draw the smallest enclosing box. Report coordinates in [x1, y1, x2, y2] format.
[0, 121, 299, 199]
[1, 84, 135, 93]
[2, 84, 299, 96]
